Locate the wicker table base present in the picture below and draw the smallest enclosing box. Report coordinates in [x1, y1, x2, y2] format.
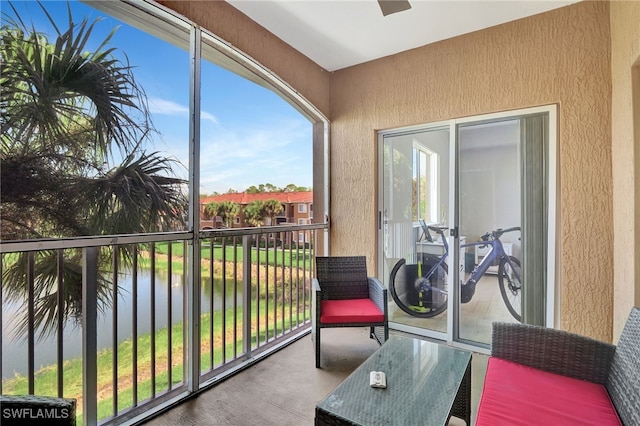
[315, 336, 472, 426]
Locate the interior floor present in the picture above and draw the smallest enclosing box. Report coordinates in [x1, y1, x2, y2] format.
[389, 274, 518, 343]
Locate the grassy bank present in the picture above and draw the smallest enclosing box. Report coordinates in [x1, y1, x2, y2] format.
[1, 300, 310, 425]
[149, 242, 312, 274]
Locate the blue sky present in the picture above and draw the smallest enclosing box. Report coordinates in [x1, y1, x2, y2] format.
[2, 0, 313, 194]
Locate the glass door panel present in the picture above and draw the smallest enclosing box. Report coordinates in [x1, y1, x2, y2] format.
[457, 119, 523, 344]
[379, 127, 450, 336]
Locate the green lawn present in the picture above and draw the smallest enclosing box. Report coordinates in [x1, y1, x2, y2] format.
[1, 299, 310, 426]
[150, 241, 313, 272]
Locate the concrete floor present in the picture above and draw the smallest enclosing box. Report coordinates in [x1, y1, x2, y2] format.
[144, 328, 488, 426]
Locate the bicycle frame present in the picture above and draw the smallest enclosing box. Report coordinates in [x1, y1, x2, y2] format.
[421, 227, 521, 298]
[421, 233, 449, 293]
[463, 239, 508, 286]
[390, 225, 523, 320]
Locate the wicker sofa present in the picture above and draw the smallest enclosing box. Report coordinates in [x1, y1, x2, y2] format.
[477, 307, 640, 425]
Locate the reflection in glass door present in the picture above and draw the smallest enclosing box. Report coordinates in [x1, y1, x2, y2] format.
[457, 120, 523, 344]
[379, 127, 450, 337]
[456, 111, 551, 345]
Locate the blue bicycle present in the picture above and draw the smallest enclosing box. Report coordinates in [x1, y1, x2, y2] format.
[389, 225, 522, 321]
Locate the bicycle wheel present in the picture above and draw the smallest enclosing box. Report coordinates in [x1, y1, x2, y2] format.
[389, 257, 448, 318]
[498, 256, 522, 322]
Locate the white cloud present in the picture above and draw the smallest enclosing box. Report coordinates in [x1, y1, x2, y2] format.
[146, 103, 312, 194]
[149, 97, 218, 125]
[198, 119, 312, 193]
[148, 97, 188, 115]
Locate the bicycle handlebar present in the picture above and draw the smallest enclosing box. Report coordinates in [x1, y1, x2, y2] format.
[484, 226, 521, 241]
[425, 225, 520, 242]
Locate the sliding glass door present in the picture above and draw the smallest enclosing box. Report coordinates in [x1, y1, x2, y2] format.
[378, 126, 450, 337]
[378, 106, 556, 348]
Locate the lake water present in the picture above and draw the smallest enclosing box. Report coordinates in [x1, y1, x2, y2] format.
[1, 269, 236, 380]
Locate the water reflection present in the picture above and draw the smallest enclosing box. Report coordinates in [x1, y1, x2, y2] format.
[1, 269, 238, 379]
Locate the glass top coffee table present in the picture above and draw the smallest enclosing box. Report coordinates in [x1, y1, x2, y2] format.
[315, 335, 472, 426]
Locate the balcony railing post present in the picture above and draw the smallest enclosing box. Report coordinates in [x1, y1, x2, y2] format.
[242, 235, 252, 357]
[27, 252, 35, 395]
[82, 247, 98, 426]
[187, 238, 201, 393]
[0, 258, 3, 394]
[187, 21, 202, 394]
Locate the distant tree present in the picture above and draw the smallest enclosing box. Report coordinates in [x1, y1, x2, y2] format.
[246, 183, 309, 194]
[226, 188, 238, 193]
[204, 201, 240, 227]
[283, 183, 308, 192]
[244, 200, 265, 226]
[384, 144, 412, 220]
[239, 199, 285, 226]
[264, 183, 278, 192]
[262, 199, 284, 225]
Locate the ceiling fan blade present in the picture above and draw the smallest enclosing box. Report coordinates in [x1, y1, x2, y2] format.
[378, 0, 412, 17]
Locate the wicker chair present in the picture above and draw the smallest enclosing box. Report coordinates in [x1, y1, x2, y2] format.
[479, 306, 640, 425]
[312, 256, 389, 368]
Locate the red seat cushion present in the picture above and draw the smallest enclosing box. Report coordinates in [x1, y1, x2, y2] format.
[320, 299, 384, 324]
[477, 357, 621, 426]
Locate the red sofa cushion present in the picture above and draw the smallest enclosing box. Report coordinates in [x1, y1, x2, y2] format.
[477, 357, 621, 426]
[320, 299, 384, 324]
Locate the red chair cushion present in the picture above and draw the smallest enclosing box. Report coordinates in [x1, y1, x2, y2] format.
[320, 299, 384, 324]
[477, 357, 621, 426]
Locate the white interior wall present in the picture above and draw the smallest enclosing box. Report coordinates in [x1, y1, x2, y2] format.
[459, 121, 521, 245]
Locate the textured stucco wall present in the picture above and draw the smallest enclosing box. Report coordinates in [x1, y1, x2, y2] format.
[157, 0, 331, 117]
[330, 1, 613, 340]
[610, 0, 640, 341]
[157, 0, 616, 340]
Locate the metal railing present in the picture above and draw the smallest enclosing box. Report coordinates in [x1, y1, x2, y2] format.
[197, 225, 317, 383]
[0, 223, 325, 425]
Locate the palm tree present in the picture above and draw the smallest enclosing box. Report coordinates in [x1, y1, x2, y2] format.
[242, 199, 284, 227]
[244, 200, 266, 227]
[1, 3, 187, 336]
[262, 199, 284, 226]
[204, 201, 240, 228]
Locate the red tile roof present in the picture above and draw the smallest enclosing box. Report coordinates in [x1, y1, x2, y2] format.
[200, 191, 312, 206]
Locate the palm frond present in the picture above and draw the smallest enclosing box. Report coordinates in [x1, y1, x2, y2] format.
[2, 250, 113, 341]
[1, 5, 150, 155]
[80, 150, 187, 235]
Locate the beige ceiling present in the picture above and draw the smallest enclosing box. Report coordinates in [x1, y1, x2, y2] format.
[226, 0, 580, 72]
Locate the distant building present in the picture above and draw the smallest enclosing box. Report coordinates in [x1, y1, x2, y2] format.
[200, 191, 313, 244]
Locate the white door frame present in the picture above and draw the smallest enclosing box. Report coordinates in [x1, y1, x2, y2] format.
[377, 105, 557, 351]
